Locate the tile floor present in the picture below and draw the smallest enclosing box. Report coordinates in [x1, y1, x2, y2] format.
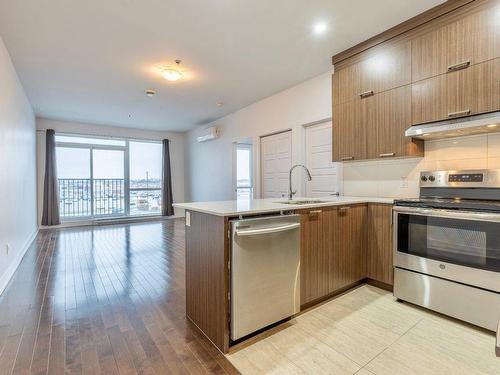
[227, 285, 500, 375]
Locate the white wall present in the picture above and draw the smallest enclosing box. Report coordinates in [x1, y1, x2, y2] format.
[0, 37, 37, 293]
[185, 71, 335, 202]
[36, 118, 186, 221]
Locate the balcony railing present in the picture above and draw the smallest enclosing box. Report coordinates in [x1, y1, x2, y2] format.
[58, 179, 162, 218]
[58, 178, 125, 217]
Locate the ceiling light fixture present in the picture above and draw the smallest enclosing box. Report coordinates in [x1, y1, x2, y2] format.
[160, 59, 183, 82]
[313, 21, 328, 35]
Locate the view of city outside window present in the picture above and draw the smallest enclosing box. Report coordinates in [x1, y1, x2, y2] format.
[236, 145, 252, 199]
[129, 141, 162, 215]
[56, 147, 92, 217]
[55, 135, 162, 219]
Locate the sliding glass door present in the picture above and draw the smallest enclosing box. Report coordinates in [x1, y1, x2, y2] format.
[55, 134, 162, 220]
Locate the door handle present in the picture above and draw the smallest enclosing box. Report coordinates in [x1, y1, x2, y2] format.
[379, 152, 395, 158]
[235, 223, 300, 236]
[448, 109, 470, 118]
[341, 156, 354, 161]
[359, 90, 374, 98]
[447, 60, 471, 72]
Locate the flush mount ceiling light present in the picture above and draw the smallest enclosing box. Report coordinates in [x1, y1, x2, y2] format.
[313, 21, 328, 36]
[160, 59, 184, 82]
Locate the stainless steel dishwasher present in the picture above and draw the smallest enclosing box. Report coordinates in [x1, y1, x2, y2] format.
[230, 214, 300, 341]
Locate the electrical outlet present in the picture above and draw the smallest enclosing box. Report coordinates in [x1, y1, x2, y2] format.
[400, 177, 408, 188]
[5, 244, 10, 255]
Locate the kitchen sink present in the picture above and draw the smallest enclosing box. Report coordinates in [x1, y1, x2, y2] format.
[274, 199, 327, 205]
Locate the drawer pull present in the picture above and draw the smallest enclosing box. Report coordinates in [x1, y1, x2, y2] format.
[359, 90, 374, 98]
[379, 152, 395, 158]
[339, 206, 351, 211]
[448, 109, 471, 118]
[341, 156, 354, 161]
[309, 210, 322, 215]
[447, 60, 471, 72]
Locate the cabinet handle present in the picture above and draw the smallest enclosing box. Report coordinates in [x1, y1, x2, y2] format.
[447, 60, 471, 72]
[359, 90, 374, 98]
[341, 156, 354, 161]
[448, 109, 471, 118]
[379, 152, 395, 158]
[309, 210, 322, 215]
[339, 206, 351, 211]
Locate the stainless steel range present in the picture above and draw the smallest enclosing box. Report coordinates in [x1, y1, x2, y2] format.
[393, 169, 500, 348]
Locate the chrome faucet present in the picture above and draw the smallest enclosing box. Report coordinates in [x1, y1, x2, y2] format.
[288, 164, 312, 200]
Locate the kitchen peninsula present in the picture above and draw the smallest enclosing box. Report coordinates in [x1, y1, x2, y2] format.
[174, 196, 394, 353]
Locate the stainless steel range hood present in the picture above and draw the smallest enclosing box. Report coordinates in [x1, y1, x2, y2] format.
[405, 111, 500, 140]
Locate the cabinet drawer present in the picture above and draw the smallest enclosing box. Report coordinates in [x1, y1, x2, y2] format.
[333, 41, 411, 105]
[412, 3, 500, 82]
[412, 58, 500, 125]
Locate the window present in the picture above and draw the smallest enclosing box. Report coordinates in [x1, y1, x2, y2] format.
[55, 134, 163, 219]
[235, 143, 253, 199]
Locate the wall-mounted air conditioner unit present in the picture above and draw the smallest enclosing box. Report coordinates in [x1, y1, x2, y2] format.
[196, 126, 220, 143]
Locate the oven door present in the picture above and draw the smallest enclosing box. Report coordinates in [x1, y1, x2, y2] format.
[393, 206, 500, 293]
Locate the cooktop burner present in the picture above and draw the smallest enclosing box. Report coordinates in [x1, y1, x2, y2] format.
[394, 198, 500, 213]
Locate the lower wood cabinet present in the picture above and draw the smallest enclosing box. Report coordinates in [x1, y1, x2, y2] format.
[300, 203, 393, 307]
[326, 204, 367, 293]
[367, 203, 394, 286]
[299, 208, 330, 305]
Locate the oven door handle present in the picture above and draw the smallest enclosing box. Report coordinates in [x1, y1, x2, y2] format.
[393, 206, 500, 222]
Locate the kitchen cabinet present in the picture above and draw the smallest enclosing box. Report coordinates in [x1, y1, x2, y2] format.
[412, 58, 500, 125]
[332, 98, 368, 161]
[327, 204, 367, 293]
[366, 85, 423, 159]
[333, 41, 411, 106]
[412, 2, 500, 82]
[367, 204, 394, 286]
[333, 84, 423, 161]
[299, 208, 329, 305]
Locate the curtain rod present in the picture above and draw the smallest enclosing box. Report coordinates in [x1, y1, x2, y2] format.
[36, 129, 171, 143]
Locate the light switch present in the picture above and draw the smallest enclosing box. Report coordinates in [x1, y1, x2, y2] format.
[400, 177, 408, 188]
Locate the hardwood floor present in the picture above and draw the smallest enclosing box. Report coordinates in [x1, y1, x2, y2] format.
[0, 219, 239, 375]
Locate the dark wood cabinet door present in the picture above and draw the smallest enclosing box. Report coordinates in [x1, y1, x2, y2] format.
[333, 41, 411, 105]
[367, 204, 394, 286]
[328, 204, 367, 293]
[366, 85, 423, 159]
[412, 58, 500, 125]
[332, 99, 368, 162]
[300, 209, 329, 305]
[412, 2, 500, 82]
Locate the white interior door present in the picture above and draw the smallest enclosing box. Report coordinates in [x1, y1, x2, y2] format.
[260, 131, 292, 198]
[305, 121, 340, 197]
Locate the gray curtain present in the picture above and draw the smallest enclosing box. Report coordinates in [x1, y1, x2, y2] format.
[41, 129, 61, 226]
[161, 139, 174, 216]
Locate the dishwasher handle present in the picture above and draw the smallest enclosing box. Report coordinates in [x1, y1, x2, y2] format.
[235, 222, 300, 237]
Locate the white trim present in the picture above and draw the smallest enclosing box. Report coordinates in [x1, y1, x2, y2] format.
[0, 228, 39, 296]
[40, 214, 182, 229]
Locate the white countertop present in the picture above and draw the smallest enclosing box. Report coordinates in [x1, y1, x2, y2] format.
[173, 196, 395, 216]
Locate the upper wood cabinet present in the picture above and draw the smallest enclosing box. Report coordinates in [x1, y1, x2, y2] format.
[327, 204, 367, 293]
[412, 58, 500, 125]
[333, 41, 411, 105]
[332, 97, 368, 161]
[367, 204, 393, 286]
[412, 2, 500, 82]
[299, 208, 329, 305]
[366, 85, 423, 159]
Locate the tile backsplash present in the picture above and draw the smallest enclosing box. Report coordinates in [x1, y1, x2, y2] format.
[342, 133, 500, 198]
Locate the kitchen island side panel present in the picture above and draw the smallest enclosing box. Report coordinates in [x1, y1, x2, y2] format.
[185, 210, 230, 353]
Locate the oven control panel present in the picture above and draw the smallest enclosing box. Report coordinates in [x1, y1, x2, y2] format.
[420, 169, 500, 188]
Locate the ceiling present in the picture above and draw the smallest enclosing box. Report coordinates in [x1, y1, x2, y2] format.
[0, 0, 445, 132]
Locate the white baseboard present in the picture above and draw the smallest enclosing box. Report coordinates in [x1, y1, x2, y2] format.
[0, 228, 39, 296]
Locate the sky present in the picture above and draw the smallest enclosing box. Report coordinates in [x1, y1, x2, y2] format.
[56, 141, 162, 181]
